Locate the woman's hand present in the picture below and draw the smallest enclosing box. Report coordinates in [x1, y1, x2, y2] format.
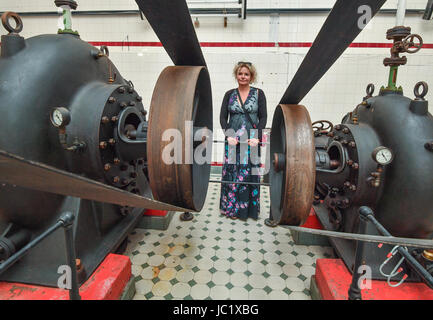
[248, 138, 260, 147]
[227, 137, 238, 146]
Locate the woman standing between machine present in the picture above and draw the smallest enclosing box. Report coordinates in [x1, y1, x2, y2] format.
[219, 61, 267, 220]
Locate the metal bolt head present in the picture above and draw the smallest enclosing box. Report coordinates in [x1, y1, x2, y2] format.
[341, 140, 348, 145]
[350, 185, 357, 191]
[128, 101, 136, 107]
[119, 102, 127, 109]
[349, 141, 356, 148]
[104, 163, 111, 171]
[347, 159, 354, 166]
[111, 116, 119, 123]
[342, 128, 349, 134]
[327, 132, 334, 138]
[113, 176, 120, 183]
[118, 87, 125, 94]
[344, 181, 351, 187]
[108, 138, 116, 145]
[335, 125, 342, 131]
[76, 259, 82, 271]
[114, 158, 121, 165]
[108, 97, 116, 104]
[128, 87, 134, 93]
[101, 116, 109, 124]
[351, 163, 359, 170]
[333, 136, 341, 141]
[99, 141, 107, 149]
[136, 96, 142, 102]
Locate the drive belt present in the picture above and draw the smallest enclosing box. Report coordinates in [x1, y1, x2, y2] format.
[0, 149, 190, 212]
[280, 0, 387, 105]
[135, 0, 207, 66]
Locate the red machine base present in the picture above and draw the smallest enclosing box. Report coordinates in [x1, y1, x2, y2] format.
[0, 254, 132, 300]
[314, 259, 433, 300]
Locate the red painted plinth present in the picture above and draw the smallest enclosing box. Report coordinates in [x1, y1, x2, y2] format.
[315, 259, 433, 300]
[0, 254, 131, 300]
[143, 209, 167, 217]
[301, 208, 324, 230]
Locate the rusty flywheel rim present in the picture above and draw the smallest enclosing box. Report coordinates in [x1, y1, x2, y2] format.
[147, 66, 212, 211]
[269, 104, 315, 225]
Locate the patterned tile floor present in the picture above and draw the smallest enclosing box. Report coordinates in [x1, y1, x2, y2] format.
[125, 178, 334, 300]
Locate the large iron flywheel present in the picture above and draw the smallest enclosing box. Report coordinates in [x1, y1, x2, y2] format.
[147, 66, 212, 211]
[269, 104, 315, 225]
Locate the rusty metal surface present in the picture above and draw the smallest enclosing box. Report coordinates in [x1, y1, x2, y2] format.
[135, 0, 206, 67]
[1, 12, 23, 34]
[0, 149, 188, 212]
[280, 0, 386, 105]
[147, 66, 212, 211]
[270, 104, 315, 226]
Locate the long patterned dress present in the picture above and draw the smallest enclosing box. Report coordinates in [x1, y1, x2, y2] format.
[219, 87, 261, 220]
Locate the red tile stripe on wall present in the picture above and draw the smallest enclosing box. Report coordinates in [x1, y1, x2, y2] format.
[88, 41, 433, 49]
[3, 41, 430, 48]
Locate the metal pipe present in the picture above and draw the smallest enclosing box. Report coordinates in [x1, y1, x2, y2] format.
[348, 208, 369, 300]
[61, 212, 81, 300]
[0, 8, 425, 17]
[209, 179, 269, 186]
[0, 217, 64, 275]
[423, 0, 433, 20]
[0, 212, 83, 299]
[187, 0, 240, 3]
[396, 0, 407, 26]
[360, 206, 433, 289]
[191, 13, 239, 17]
[213, 140, 269, 144]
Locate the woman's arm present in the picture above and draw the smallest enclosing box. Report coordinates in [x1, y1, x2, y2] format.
[257, 89, 267, 141]
[220, 90, 237, 143]
[219, 90, 231, 130]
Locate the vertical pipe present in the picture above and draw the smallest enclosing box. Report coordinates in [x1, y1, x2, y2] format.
[424, 0, 433, 20]
[388, 66, 398, 91]
[347, 208, 369, 300]
[396, 0, 406, 26]
[60, 212, 81, 300]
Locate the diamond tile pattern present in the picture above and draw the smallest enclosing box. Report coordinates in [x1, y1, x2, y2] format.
[127, 181, 334, 300]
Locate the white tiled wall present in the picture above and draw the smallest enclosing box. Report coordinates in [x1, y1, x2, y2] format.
[1, 0, 432, 162]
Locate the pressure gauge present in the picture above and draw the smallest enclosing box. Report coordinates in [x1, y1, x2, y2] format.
[372, 146, 394, 165]
[50, 107, 71, 128]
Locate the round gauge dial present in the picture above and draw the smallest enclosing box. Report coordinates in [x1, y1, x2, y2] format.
[372, 146, 394, 165]
[50, 107, 71, 128]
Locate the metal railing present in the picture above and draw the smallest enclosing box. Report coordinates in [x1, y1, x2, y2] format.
[0, 212, 81, 300]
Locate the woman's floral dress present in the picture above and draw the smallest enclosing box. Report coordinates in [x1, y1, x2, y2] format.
[220, 87, 261, 220]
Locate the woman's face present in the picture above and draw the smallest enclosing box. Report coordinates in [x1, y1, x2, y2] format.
[236, 66, 251, 86]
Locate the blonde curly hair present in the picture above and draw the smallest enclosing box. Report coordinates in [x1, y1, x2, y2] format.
[233, 62, 257, 84]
